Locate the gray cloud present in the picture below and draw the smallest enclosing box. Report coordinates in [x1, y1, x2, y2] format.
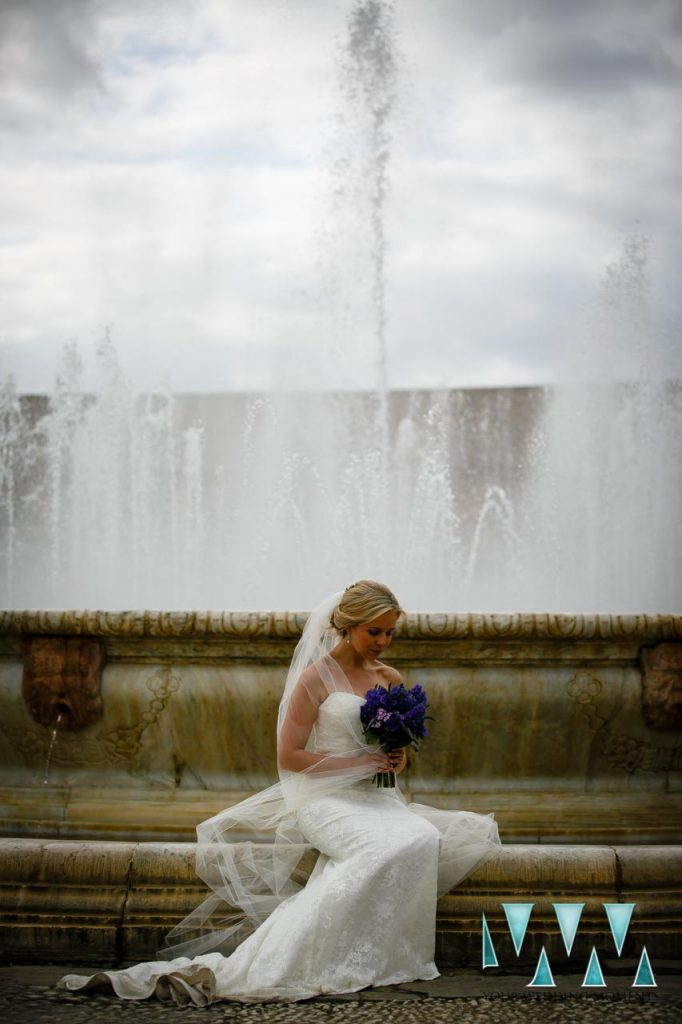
[0, 0, 102, 124]
[501, 28, 682, 98]
[0, 0, 680, 393]
[408, 0, 682, 91]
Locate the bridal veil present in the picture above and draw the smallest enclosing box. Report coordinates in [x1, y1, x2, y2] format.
[160, 589, 382, 960]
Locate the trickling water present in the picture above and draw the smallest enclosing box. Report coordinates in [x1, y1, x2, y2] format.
[43, 714, 63, 786]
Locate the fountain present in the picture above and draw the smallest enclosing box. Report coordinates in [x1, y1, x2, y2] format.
[0, 245, 679, 614]
[0, 1, 680, 615]
[0, 0, 680, 970]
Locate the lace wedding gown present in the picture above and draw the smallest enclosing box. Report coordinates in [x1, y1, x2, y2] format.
[59, 691, 500, 1005]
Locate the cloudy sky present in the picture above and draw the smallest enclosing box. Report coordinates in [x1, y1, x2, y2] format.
[1, 0, 681, 393]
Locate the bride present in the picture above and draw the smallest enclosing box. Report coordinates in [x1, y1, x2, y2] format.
[59, 581, 501, 1004]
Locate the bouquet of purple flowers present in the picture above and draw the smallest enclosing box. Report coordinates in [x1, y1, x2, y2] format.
[360, 683, 430, 788]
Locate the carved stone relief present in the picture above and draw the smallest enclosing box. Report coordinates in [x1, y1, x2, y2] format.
[567, 670, 682, 772]
[4, 666, 180, 773]
[2, 609, 682, 642]
[641, 643, 682, 730]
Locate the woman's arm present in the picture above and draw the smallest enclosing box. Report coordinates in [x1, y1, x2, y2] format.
[277, 678, 391, 775]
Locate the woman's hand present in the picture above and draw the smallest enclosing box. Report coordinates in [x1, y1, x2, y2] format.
[360, 751, 393, 772]
[360, 749, 407, 774]
[387, 747, 408, 775]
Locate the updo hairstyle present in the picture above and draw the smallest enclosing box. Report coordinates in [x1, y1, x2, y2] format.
[330, 580, 404, 635]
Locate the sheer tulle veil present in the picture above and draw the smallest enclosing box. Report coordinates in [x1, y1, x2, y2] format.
[160, 587, 500, 962]
[56, 587, 502, 1006]
[160, 590, 381, 960]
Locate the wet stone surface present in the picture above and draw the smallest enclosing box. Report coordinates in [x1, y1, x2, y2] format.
[0, 968, 680, 1024]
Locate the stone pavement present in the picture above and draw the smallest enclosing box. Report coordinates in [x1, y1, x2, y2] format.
[1, 965, 680, 1024]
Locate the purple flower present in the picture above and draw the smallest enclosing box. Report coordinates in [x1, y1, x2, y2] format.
[360, 682, 431, 753]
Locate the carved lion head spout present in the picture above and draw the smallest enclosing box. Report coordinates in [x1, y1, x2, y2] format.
[21, 636, 104, 732]
[641, 643, 682, 731]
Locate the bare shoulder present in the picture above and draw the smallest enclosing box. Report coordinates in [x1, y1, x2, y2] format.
[295, 663, 327, 704]
[376, 663, 402, 686]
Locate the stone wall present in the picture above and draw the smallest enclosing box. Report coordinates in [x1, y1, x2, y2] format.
[2, 838, 680, 967]
[1, 610, 681, 844]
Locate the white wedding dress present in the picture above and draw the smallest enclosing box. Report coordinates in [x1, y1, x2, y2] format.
[59, 691, 500, 1005]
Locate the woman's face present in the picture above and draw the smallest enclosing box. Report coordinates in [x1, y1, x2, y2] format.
[348, 610, 399, 660]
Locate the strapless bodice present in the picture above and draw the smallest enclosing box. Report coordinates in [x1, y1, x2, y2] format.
[314, 691, 364, 754]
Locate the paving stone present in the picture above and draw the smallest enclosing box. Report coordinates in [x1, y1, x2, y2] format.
[1, 965, 681, 1024]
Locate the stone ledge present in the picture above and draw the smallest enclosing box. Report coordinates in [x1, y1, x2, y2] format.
[1, 839, 680, 968]
[1, 610, 681, 643]
[3, 787, 682, 844]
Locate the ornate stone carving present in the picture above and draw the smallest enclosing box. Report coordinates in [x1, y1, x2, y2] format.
[100, 666, 180, 764]
[641, 643, 682, 730]
[22, 636, 104, 732]
[567, 670, 682, 771]
[5, 665, 180, 768]
[2, 609, 681, 642]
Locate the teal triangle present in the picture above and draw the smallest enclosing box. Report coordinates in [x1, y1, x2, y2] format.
[604, 903, 636, 956]
[502, 903, 534, 956]
[582, 947, 607, 987]
[481, 912, 498, 968]
[527, 946, 555, 988]
[553, 903, 584, 956]
[633, 946, 657, 988]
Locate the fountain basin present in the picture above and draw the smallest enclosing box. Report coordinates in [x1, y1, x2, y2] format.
[0, 837, 680, 967]
[0, 610, 680, 844]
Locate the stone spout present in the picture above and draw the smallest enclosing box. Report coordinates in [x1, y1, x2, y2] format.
[641, 643, 682, 730]
[21, 636, 104, 731]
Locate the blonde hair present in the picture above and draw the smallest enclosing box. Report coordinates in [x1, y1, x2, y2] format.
[330, 580, 403, 634]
